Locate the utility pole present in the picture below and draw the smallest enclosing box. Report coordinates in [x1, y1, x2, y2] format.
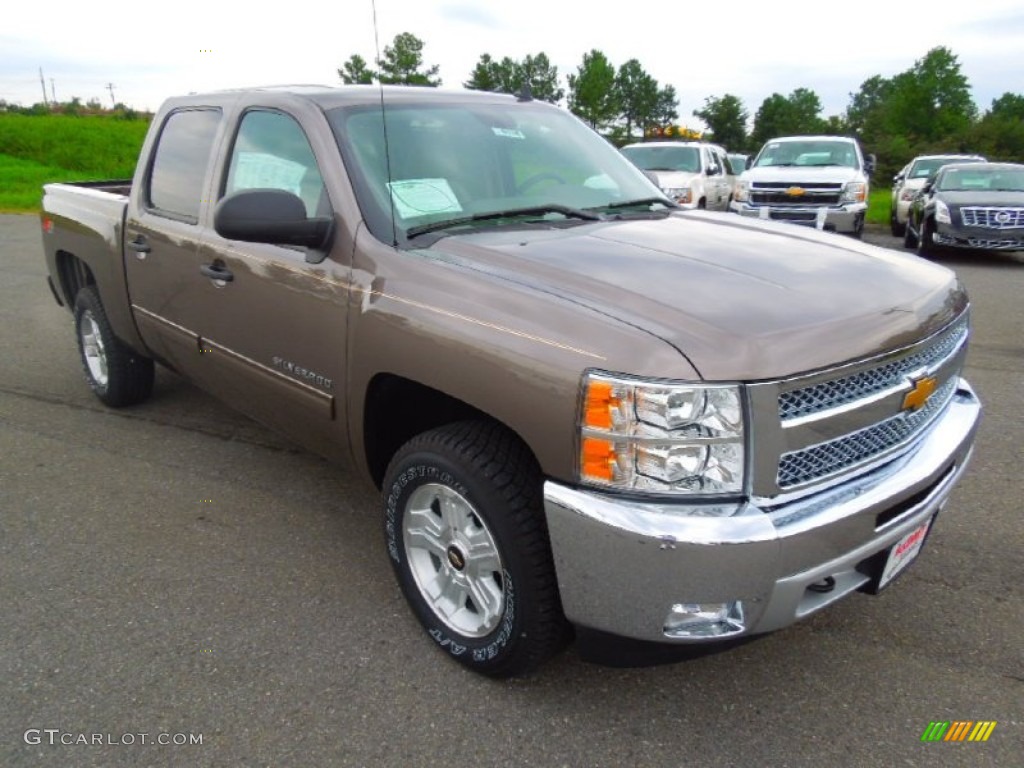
[107, 82, 116, 107]
[39, 67, 48, 106]
[50, 78, 56, 104]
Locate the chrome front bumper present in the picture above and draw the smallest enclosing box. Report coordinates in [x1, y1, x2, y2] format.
[544, 379, 981, 644]
[730, 202, 866, 232]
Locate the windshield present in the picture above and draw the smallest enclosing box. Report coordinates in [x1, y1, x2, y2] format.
[753, 140, 859, 169]
[909, 157, 983, 179]
[621, 145, 701, 173]
[937, 167, 1024, 192]
[327, 100, 664, 244]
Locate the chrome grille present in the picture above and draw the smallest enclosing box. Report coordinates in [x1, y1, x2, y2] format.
[777, 377, 958, 488]
[779, 317, 968, 421]
[960, 207, 1024, 229]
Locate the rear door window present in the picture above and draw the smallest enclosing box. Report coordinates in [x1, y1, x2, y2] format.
[147, 109, 222, 222]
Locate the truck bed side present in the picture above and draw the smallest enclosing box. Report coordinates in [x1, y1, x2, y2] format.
[40, 181, 148, 355]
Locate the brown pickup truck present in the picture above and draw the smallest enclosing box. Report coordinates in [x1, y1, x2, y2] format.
[40, 85, 981, 676]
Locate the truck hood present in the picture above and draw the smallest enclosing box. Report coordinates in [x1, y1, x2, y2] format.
[429, 212, 966, 381]
[741, 166, 863, 185]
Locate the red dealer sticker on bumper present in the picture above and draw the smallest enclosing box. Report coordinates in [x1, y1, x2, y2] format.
[878, 517, 933, 590]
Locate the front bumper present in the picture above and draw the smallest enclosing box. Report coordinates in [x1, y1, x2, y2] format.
[544, 379, 980, 645]
[935, 222, 1024, 251]
[730, 201, 866, 233]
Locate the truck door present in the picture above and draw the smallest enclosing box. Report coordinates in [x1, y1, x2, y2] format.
[187, 108, 349, 459]
[124, 107, 224, 368]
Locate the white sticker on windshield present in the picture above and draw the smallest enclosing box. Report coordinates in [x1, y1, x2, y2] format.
[387, 178, 462, 218]
[492, 127, 525, 139]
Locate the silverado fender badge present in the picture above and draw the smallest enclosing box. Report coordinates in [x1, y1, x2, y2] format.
[902, 376, 938, 412]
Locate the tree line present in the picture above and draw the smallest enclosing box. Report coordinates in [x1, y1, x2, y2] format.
[340, 35, 1023, 180]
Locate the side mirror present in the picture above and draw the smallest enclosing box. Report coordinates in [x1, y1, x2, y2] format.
[893, 172, 904, 183]
[921, 180, 933, 194]
[214, 189, 333, 262]
[706, 164, 720, 176]
[864, 153, 877, 176]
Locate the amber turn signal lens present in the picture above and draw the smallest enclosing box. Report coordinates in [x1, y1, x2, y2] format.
[581, 437, 616, 481]
[584, 380, 619, 429]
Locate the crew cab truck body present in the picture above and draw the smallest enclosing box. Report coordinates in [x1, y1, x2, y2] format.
[731, 135, 874, 236]
[41, 86, 980, 676]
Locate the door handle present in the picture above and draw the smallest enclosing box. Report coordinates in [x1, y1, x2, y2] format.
[127, 235, 151, 254]
[200, 263, 234, 282]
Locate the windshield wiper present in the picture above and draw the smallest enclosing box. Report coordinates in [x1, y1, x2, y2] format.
[600, 197, 679, 211]
[406, 204, 603, 239]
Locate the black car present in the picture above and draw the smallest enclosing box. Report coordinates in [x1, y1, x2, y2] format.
[904, 162, 1024, 257]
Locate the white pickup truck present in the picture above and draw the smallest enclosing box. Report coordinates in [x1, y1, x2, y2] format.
[731, 135, 875, 237]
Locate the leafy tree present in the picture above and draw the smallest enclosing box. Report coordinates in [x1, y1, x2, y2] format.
[693, 94, 748, 150]
[654, 85, 679, 127]
[377, 32, 441, 87]
[750, 88, 826, 146]
[567, 49, 618, 130]
[518, 53, 564, 103]
[339, 54, 375, 85]
[614, 59, 659, 139]
[970, 92, 1024, 161]
[465, 52, 564, 103]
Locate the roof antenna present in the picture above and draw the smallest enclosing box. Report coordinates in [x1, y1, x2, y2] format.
[372, 0, 398, 246]
[517, 79, 533, 102]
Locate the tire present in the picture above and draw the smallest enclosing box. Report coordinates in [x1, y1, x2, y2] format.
[917, 217, 938, 259]
[890, 206, 905, 237]
[383, 420, 567, 677]
[697, 198, 707, 210]
[74, 286, 154, 407]
[903, 220, 918, 249]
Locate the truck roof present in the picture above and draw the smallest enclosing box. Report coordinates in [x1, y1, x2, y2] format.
[170, 84, 525, 110]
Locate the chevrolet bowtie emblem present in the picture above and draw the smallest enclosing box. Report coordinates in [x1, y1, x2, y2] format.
[786, 187, 805, 196]
[902, 376, 938, 412]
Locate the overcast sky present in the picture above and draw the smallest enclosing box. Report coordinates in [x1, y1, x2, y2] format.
[3, 0, 1023, 129]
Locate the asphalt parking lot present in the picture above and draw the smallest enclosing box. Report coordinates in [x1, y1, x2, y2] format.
[1, 213, 1021, 767]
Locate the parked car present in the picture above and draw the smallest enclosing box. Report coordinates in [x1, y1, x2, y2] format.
[731, 135, 874, 237]
[620, 141, 734, 209]
[727, 153, 750, 173]
[890, 154, 986, 236]
[40, 85, 980, 677]
[904, 162, 1024, 256]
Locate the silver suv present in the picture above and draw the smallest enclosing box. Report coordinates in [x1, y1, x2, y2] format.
[731, 135, 874, 237]
[890, 154, 986, 236]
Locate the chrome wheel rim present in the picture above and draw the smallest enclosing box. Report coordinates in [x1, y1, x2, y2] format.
[80, 311, 108, 387]
[403, 483, 505, 637]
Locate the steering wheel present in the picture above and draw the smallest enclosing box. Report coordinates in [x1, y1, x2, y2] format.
[517, 172, 568, 193]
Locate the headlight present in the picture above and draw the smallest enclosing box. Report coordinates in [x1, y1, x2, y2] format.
[935, 200, 951, 224]
[900, 187, 918, 202]
[663, 187, 692, 204]
[841, 181, 867, 203]
[578, 372, 745, 495]
[734, 180, 750, 202]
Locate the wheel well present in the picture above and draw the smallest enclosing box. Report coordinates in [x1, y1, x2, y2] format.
[363, 374, 521, 489]
[55, 251, 95, 307]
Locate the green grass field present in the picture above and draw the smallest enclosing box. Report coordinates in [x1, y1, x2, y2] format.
[0, 113, 149, 212]
[866, 187, 890, 228]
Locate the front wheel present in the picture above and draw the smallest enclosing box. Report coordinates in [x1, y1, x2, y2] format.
[917, 218, 939, 259]
[383, 421, 567, 677]
[74, 286, 154, 407]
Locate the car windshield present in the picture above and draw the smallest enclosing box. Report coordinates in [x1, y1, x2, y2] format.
[909, 157, 983, 179]
[937, 167, 1024, 192]
[753, 140, 859, 169]
[620, 145, 701, 173]
[327, 101, 665, 244]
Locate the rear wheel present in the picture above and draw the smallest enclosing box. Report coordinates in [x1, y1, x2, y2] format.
[383, 420, 567, 677]
[74, 286, 154, 407]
